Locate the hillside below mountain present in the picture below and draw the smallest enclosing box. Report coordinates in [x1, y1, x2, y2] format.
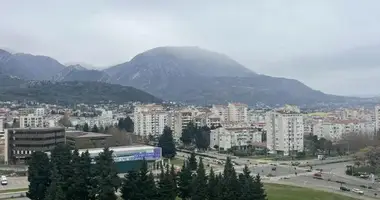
[52, 65, 111, 82]
[0, 74, 161, 105]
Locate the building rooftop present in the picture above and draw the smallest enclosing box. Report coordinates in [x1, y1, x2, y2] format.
[6, 127, 65, 132]
[66, 131, 112, 138]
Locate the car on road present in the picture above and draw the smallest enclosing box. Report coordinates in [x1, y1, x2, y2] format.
[1, 175, 7, 185]
[352, 188, 364, 195]
[340, 186, 350, 191]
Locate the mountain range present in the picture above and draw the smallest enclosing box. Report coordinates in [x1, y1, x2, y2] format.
[0, 46, 360, 106]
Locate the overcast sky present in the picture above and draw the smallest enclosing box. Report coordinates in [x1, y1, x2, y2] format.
[1, 0, 380, 96]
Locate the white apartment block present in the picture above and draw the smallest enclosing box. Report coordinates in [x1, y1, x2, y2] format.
[265, 108, 304, 156]
[194, 113, 222, 128]
[227, 103, 248, 123]
[321, 120, 375, 141]
[210, 126, 262, 150]
[211, 103, 248, 123]
[34, 108, 46, 117]
[375, 105, 380, 134]
[20, 114, 44, 128]
[0, 117, 4, 134]
[134, 104, 168, 137]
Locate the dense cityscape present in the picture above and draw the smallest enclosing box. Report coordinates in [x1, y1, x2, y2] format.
[0, 101, 379, 199]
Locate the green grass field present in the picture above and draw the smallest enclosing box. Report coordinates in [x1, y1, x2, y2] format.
[0, 188, 27, 194]
[265, 184, 358, 200]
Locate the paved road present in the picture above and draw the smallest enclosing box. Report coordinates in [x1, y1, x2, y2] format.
[0, 177, 28, 191]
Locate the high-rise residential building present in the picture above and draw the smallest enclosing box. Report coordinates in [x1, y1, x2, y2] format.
[227, 103, 248, 123]
[265, 107, 304, 156]
[20, 114, 44, 128]
[133, 104, 168, 137]
[0, 117, 4, 134]
[34, 108, 46, 117]
[375, 105, 380, 134]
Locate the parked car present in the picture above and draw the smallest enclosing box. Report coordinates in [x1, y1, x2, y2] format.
[0, 176, 7, 185]
[352, 188, 364, 195]
[340, 186, 350, 191]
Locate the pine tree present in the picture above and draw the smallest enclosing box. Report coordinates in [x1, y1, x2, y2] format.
[188, 152, 197, 171]
[44, 165, 66, 200]
[27, 152, 51, 200]
[158, 126, 176, 159]
[158, 165, 177, 200]
[178, 161, 192, 200]
[137, 159, 158, 200]
[91, 148, 121, 200]
[83, 123, 89, 132]
[91, 124, 99, 132]
[207, 168, 220, 200]
[220, 157, 239, 200]
[170, 164, 178, 195]
[121, 171, 139, 200]
[252, 174, 267, 200]
[125, 117, 134, 132]
[238, 167, 256, 200]
[191, 158, 208, 200]
[68, 150, 92, 200]
[180, 122, 196, 146]
[50, 144, 73, 196]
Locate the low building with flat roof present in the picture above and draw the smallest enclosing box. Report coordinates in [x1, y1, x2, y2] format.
[65, 131, 112, 149]
[4, 127, 65, 164]
[78, 145, 162, 172]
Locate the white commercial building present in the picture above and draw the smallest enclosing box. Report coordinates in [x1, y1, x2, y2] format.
[210, 126, 262, 150]
[265, 107, 304, 156]
[133, 104, 168, 137]
[20, 114, 44, 128]
[227, 103, 248, 123]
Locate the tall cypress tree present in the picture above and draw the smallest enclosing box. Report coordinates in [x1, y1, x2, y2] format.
[27, 151, 51, 200]
[44, 165, 66, 200]
[238, 166, 256, 200]
[252, 174, 267, 200]
[121, 171, 139, 200]
[207, 168, 220, 200]
[91, 124, 99, 132]
[91, 148, 121, 200]
[170, 164, 178, 195]
[158, 165, 177, 200]
[83, 123, 89, 132]
[137, 159, 158, 200]
[158, 126, 176, 159]
[220, 157, 239, 200]
[178, 161, 192, 200]
[69, 150, 92, 200]
[188, 152, 197, 171]
[191, 158, 208, 200]
[50, 144, 73, 197]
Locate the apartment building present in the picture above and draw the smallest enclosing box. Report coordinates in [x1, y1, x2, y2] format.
[20, 114, 44, 128]
[133, 104, 168, 137]
[211, 103, 248, 123]
[34, 108, 46, 116]
[321, 120, 375, 141]
[227, 103, 248, 123]
[0, 117, 4, 134]
[210, 126, 262, 150]
[375, 105, 380, 134]
[194, 113, 222, 128]
[4, 127, 66, 164]
[265, 108, 304, 156]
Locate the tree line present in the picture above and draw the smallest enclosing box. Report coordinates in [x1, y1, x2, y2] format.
[27, 144, 267, 200]
[74, 117, 134, 133]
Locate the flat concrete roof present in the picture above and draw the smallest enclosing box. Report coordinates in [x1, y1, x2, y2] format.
[6, 127, 65, 132]
[79, 145, 158, 155]
[66, 131, 112, 138]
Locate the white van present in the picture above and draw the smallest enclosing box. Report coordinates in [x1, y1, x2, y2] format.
[1, 176, 7, 185]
